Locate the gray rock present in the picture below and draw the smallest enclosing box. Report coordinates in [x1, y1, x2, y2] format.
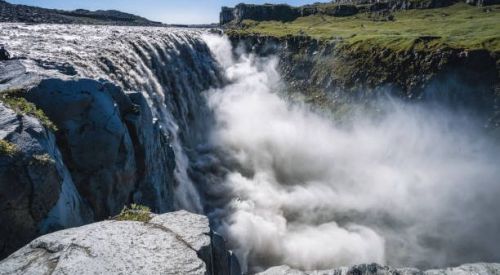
[0, 60, 180, 257]
[26, 78, 138, 220]
[257, 263, 500, 275]
[0, 60, 40, 91]
[0, 101, 92, 259]
[0, 211, 239, 275]
[125, 92, 176, 213]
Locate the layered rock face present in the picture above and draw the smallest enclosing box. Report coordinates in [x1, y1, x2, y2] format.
[0, 211, 240, 275]
[220, 0, 498, 25]
[227, 35, 499, 129]
[220, 4, 300, 25]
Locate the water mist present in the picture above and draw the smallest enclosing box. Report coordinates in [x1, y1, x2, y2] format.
[202, 35, 500, 273]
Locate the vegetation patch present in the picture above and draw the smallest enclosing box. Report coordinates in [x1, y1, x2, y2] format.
[0, 89, 58, 132]
[0, 140, 19, 157]
[227, 3, 500, 52]
[31, 153, 56, 166]
[114, 204, 152, 222]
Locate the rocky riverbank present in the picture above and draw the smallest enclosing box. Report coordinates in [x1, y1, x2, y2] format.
[0, 211, 240, 275]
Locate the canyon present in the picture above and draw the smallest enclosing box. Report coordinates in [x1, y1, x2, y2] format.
[0, 0, 499, 274]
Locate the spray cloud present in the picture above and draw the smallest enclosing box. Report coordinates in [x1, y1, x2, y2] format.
[202, 35, 500, 273]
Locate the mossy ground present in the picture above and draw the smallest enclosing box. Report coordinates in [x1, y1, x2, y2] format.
[114, 204, 152, 222]
[227, 3, 500, 52]
[0, 140, 18, 157]
[0, 89, 58, 132]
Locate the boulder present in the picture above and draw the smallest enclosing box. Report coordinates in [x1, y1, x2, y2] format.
[257, 263, 500, 275]
[0, 211, 240, 275]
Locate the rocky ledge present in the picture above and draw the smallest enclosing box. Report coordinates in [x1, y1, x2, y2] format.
[0, 210, 240, 275]
[258, 263, 500, 275]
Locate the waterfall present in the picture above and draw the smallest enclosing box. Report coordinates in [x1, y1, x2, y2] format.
[0, 23, 222, 213]
[201, 35, 500, 273]
[4, 24, 500, 273]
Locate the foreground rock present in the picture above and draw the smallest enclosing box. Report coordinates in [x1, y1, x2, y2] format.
[258, 263, 500, 275]
[0, 211, 241, 275]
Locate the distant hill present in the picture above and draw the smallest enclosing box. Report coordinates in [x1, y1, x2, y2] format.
[0, 0, 164, 26]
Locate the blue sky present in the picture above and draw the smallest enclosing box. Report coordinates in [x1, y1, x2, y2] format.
[7, 0, 329, 24]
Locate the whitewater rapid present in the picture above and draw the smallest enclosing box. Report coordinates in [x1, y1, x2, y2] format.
[3, 24, 500, 274]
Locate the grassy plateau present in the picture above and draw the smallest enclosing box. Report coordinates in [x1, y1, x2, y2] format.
[228, 3, 500, 52]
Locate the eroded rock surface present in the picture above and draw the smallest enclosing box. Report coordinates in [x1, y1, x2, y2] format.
[0, 211, 239, 275]
[0, 60, 177, 257]
[0, 100, 92, 259]
[258, 263, 500, 275]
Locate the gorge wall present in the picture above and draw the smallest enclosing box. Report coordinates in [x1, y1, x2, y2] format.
[226, 34, 500, 130]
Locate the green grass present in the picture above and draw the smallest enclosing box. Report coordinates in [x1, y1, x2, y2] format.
[114, 204, 152, 222]
[228, 3, 500, 52]
[0, 90, 58, 132]
[0, 140, 18, 157]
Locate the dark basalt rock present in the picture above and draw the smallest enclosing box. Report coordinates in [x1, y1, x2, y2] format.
[0, 46, 9, 61]
[221, 3, 301, 25]
[0, 60, 179, 257]
[0, 100, 92, 259]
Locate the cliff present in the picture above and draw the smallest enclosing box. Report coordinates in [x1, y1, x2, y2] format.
[220, 0, 499, 25]
[0, 60, 178, 258]
[223, 2, 500, 129]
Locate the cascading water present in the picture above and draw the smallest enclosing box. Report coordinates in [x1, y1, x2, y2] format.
[0, 23, 221, 213]
[200, 35, 500, 273]
[3, 24, 500, 274]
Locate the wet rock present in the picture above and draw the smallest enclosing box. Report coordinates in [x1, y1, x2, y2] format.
[0, 211, 240, 275]
[125, 92, 176, 213]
